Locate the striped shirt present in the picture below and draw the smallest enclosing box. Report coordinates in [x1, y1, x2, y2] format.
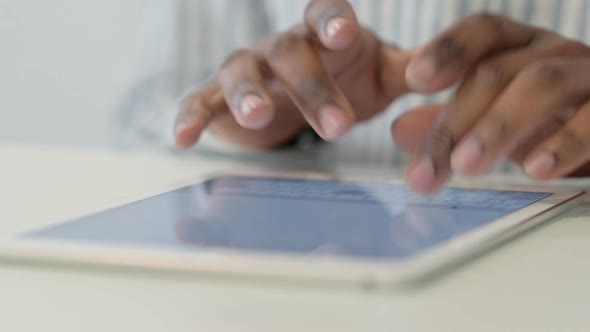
[116, 0, 590, 171]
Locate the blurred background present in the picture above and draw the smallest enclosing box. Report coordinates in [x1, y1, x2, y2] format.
[0, 0, 151, 148]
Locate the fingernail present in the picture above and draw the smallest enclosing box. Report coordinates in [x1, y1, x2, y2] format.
[525, 152, 556, 178]
[408, 157, 436, 193]
[319, 105, 351, 140]
[325, 17, 348, 39]
[406, 57, 436, 91]
[451, 137, 483, 173]
[240, 94, 264, 116]
[238, 95, 273, 129]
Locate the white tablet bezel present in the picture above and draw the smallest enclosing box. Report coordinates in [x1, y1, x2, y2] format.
[0, 170, 584, 288]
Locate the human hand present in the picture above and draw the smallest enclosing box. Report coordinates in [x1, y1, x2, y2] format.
[393, 13, 590, 193]
[174, 0, 413, 149]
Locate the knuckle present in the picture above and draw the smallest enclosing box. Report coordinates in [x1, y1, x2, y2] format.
[482, 112, 512, 139]
[469, 12, 502, 26]
[267, 32, 304, 58]
[218, 50, 256, 83]
[428, 123, 458, 172]
[428, 121, 457, 164]
[468, 12, 505, 36]
[472, 61, 507, 88]
[466, 12, 530, 45]
[524, 60, 568, 86]
[552, 108, 577, 126]
[428, 35, 467, 68]
[295, 76, 333, 109]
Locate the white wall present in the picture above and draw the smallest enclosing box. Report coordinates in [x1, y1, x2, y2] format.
[0, 0, 149, 147]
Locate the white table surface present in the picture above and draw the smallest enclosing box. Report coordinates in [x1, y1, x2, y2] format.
[1, 144, 590, 332]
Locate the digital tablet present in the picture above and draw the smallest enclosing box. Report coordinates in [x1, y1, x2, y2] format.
[0, 173, 583, 287]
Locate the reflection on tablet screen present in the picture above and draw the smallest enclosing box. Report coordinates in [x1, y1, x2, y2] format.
[25, 176, 550, 259]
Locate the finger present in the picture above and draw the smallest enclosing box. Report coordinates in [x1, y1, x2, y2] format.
[408, 41, 589, 193]
[175, 81, 227, 149]
[406, 155, 453, 196]
[391, 104, 444, 153]
[406, 55, 520, 193]
[304, 0, 359, 50]
[524, 100, 590, 180]
[508, 116, 566, 165]
[265, 32, 356, 140]
[218, 50, 275, 130]
[406, 13, 538, 92]
[304, 0, 413, 99]
[452, 58, 590, 176]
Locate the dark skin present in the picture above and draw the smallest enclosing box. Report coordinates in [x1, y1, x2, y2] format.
[175, 0, 412, 149]
[175, 0, 590, 193]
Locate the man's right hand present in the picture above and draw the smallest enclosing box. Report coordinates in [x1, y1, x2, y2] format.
[174, 0, 413, 149]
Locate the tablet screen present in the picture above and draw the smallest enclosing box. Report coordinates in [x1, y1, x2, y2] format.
[25, 176, 550, 259]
